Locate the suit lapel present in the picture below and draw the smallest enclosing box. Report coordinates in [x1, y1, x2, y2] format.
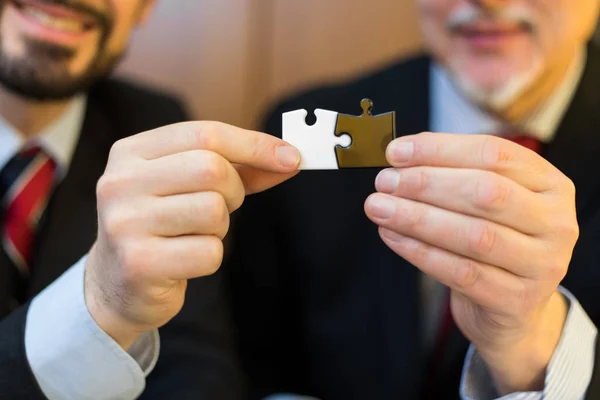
[26, 95, 115, 297]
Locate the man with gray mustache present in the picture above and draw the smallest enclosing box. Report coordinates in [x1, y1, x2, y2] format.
[221, 0, 600, 398]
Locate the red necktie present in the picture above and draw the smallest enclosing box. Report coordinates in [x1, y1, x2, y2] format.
[427, 134, 541, 379]
[504, 134, 543, 154]
[1, 145, 57, 277]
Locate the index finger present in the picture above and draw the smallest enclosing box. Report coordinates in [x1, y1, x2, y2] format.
[123, 121, 300, 172]
[387, 132, 557, 192]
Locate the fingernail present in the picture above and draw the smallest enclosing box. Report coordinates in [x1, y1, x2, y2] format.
[276, 145, 300, 169]
[376, 169, 400, 193]
[367, 194, 396, 219]
[388, 141, 414, 164]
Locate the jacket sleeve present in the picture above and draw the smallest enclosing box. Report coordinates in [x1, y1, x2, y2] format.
[585, 336, 600, 399]
[0, 302, 48, 400]
[139, 268, 247, 400]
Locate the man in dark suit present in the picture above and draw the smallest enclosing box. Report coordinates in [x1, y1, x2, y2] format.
[0, 0, 302, 399]
[221, 0, 600, 399]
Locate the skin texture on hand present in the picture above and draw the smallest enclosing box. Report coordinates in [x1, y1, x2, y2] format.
[83, 121, 300, 349]
[364, 132, 579, 394]
[481, 290, 568, 394]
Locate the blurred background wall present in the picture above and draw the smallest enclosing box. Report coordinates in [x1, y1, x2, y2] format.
[115, 0, 424, 130]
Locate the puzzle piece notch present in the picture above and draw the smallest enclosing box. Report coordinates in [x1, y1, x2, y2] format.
[334, 98, 396, 168]
[282, 108, 351, 170]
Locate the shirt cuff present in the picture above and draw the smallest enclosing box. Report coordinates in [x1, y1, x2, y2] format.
[460, 285, 598, 400]
[24, 255, 160, 400]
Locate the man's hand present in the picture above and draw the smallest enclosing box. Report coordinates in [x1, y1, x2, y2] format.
[84, 121, 300, 349]
[364, 132, 579, 395]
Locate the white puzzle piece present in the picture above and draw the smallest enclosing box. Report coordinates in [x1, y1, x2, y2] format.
[282, 109, 351, 170]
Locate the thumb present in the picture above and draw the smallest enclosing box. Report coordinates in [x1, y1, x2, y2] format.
[235, 165, 300, 195]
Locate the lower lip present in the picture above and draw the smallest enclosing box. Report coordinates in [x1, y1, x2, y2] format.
[458, 30, 528, 50]
[9, 2, 95, 45]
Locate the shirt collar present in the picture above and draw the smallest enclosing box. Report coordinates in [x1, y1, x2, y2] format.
[430, 47, 586, 142]
[0, 94, 87, 177]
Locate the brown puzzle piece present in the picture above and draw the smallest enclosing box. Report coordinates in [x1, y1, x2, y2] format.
[334, 98, 396, 168]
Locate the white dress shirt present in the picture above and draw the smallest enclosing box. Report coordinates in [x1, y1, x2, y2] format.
[0, 96, 160, 400]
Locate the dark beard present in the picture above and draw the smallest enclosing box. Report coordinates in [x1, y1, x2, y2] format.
[0, 0, 120, 101]
[0, 39, 124, 100]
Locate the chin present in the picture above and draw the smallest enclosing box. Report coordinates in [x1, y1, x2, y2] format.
[448, 57, 544, 111]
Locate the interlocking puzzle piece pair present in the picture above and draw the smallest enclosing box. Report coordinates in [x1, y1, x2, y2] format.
[282, 99, 396, 170]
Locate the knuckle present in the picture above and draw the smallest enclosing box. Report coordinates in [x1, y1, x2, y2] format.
[201, 153, 228, 184]
[452, 258, 479, 290]
[159, 288, 186, 318]
[96, 174, 119, 204]
[568, 220, 580, 241]
[468, 221, 497, 255]
[229, 191, 245, 213]
[536, 166, 566, 196]
[102, 207, 137, 240]
[544, 200, 579, 242]
[405, 203, 426, 230]
[432, 140, 444, 160]
[192, 122, 219, 150]
[202, 238, 224, 275]
[480, 136, 513, 168]
[409, 238, 430, 266]
[545, 257, 568, 282]
[204, 193, 229, 230]
[149, 290, 178, 316]
[556, 215, 580, 242]
[249, 134, 264, 162]
[474, 177, 510, 212]
[563, 177, 577, 197]
[96, 172, 135, 204]
[151, 200, 171, 227]
[120, 240, 152, 281]
[108, 138, 132, 158]
[550, 171, 575, 193]
[408, 168, 429, 196]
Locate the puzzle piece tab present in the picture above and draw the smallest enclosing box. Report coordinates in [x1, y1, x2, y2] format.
[334, 99, 396, 168]
[282, 109, 351, 170]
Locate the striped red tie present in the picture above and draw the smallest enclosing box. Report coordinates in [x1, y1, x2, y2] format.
[427, 134, 542, 381]
[1, 145, 57, 277]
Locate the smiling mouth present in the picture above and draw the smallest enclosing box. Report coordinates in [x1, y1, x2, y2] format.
[11, 0, 98, 34]
[451, 21, 533, 40]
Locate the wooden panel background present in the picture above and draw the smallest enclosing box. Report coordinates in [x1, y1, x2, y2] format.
[116, 0, 424, 130]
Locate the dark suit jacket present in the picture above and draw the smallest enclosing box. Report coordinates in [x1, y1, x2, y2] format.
[224, 40, 600, 399]
[0, 79, 244, 399]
